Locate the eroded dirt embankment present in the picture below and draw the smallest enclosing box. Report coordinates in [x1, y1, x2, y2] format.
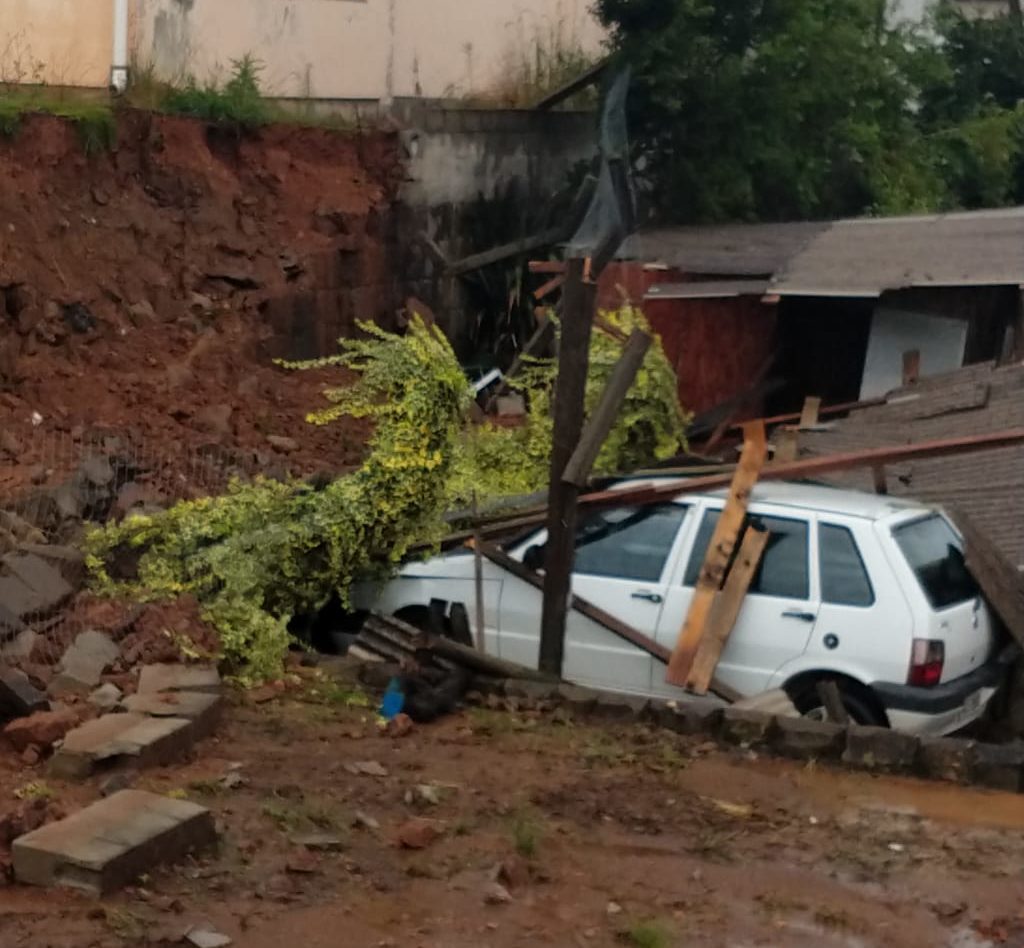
[0, 112, 405, 498]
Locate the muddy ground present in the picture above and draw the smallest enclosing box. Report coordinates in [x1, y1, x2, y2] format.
[2, 661, 1024, 948]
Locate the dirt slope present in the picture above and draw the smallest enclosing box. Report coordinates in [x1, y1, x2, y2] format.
[0, 111, 403, 499]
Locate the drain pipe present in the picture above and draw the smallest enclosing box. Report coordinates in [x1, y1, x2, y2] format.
[110, 0, 130, 93]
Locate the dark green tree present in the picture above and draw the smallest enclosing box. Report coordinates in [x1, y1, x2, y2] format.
[597, 0, 946, 223]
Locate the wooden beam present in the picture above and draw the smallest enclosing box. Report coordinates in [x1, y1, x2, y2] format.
[871, 464, 888, 495]
[730, 396, 887, 433]
[533, 57, 609, 110]
[539, 257, 596, 676]
[685, 526, 769, 694]
[902, 350, 921, 386]
[529, 260, 566, 275]
[562, 330, 652, 488]
[816, 680, 851, 725]
[533, 274, 566, 301]
[447, 226, 567, 277]
[666, 421, 768, 686]
[799, 397, 822, 429]
[475, 541, 671, 662]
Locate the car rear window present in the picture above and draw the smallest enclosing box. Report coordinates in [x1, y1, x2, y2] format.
[892, 515, 979, 610]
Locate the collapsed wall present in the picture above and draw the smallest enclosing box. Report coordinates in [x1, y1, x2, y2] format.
[0, 110, 405, 500]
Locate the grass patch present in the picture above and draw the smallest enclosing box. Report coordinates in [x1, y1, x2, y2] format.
[13, 780, 54, 801]
[622, 919, 673, 948]
[262, 797, 346, 834]
[0, 94, 116, 153]
[510, 807, 543, 859]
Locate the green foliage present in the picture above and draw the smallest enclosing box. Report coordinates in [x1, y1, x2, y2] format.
[448, 305, 688, 506]
[0, 94, 116, 152]
[626, 919, 673, 948]
[86, 319, 471, 683]
[160, 55, 270, 127]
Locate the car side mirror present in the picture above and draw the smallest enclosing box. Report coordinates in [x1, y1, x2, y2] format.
[523, 544, 545, 572]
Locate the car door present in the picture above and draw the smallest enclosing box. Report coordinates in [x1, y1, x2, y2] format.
[652, 502, 820, 698]
[500, 502, 691, 693]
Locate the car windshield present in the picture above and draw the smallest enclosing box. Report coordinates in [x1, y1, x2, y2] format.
[892, 514, 979, 610]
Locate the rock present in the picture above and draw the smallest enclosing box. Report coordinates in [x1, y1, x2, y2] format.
[88, 682, 123, 712]
[607, 901, 623, 916]
[16, 544, 86, 588]
[194, 403, 233, 439]
[1, 628, 38, 662]
[0, 600, 26, 639]
[185, 926, 232, 948]
[0, 667, 50, 717]
[285, 850, 321, 873]
[4, 708, 79, 752]
[91, 186, 110, 206]
[497, 854, 531, 889]
[917, 736, 975, 783]
[2, 552, 74, 617]
[126, 300, 156, 326]
[483, 881, 513, 905]
[112, 482, 160, 519]
[386, 713, 415, 738]
[0, 429, 21, 459]
[719, 707, 775, 746]
[352, 811, 380, 832]
[49, 713, 194, 779]
[344, 760, 388, 778]
[137, 663, 221, 695]
[395, 818, 443, 850]
[62, 302, 96, 334]
[50, 630, 120, 695]
[266, 435, 299, 454]
[21, 745, 40, 766]
[291, 832, 346, 852]
[99, 773, 134, 797]
[189, 292, 215, 314]
[77, 454, 114, 488]
[407, 783, 444, 808]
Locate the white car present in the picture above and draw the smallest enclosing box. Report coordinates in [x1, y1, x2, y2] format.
[359, 481, 1010, 736]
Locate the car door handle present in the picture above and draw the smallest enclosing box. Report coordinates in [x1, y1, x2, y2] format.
[782, 609, 816, 622]
[632, 591, 663, 604]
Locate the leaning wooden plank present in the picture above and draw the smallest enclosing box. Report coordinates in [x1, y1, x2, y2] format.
[423, 633, 556, 682]
[533, 274, 566, 300]
[562, 329, 652, 488]
[799, 396, 822, 429]
[475, 541, 672, 662]
[529, 260, 567, 274]
[955, 511, 1024, 648]
[685, 526, 769, 694]
[447, 227, 568, 277]
[533, 57, 610, 110]
[665, 422, 767, 687]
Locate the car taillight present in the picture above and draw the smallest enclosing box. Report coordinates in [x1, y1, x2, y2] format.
[908, 638, 944, 687]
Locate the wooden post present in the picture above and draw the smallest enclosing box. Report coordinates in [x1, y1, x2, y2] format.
[562, 329, 652, 488]
[775, 428, 798, 462]
[665, 421, 768, 686]
[902, 349, 921, 386]
[816, 681, 851, 725]
[799, 397, 821, 429]
[685, 526, 769, 694]
[538, 257, 596, 676]
[871, 464, 888, 495]
[472, 493, 486, 653]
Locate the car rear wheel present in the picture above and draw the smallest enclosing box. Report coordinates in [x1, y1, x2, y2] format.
[791, 678, 888, 728]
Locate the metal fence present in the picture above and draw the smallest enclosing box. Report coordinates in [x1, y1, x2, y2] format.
[1, 429, 254, 684]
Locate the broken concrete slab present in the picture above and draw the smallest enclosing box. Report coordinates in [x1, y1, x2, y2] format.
[842, 725, 919, 772]
[15, 543, 86, 588]
[122, 690, 223, 741]
[2, 552, 74, 613]
[137, 663, 221, 695]
[649, 700, 723, 735]
[49, 630, 120, 695]
[0, 667, 50, 717]
[772, 716, 846, 760]
[719, 707, 776, 746]
[0, 574, 47, 621]
[49, 713, 193, 779]
[12, 789, 215, 895]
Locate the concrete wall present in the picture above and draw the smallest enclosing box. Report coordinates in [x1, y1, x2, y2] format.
[0, 0, 112, 87]
[0, 0, 604, 98]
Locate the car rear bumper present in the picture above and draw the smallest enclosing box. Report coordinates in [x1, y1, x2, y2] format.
[872, 643, 1018, 715]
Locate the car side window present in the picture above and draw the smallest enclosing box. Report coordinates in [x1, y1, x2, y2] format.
[684, 509, 810, 599]
[572, 504, 688, 583]
[819, 523, 875, 607]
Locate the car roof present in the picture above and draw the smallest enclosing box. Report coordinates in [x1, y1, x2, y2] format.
[608, 477, 927, 521]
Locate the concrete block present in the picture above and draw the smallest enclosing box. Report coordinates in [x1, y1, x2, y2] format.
[50, 630, 120, 695]
[720, 707, 775, 746]
[842, 726, 919, 772]
[588, 693, 649, 722]
[650, 701, 723, 736]
[138, 663, 221, 695]
[12, 789, 215, 895]
[504, 680, 559, 703]
[917, 736, 976, 783]
[122, 691, 223, 741]
[772, 716, 846, 760]
[0, 667, 50, 717]
[554, 683, 600, 713]
[49, 713, 193, 779]
[971, 741, 1024, 793]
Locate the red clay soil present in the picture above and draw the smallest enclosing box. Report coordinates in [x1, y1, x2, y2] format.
[0, 111, 402, 500]
[1, 664, 1023, 947]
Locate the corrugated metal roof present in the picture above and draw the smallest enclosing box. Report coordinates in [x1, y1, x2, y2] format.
[772, 207, 1024, 296]
[617, 222, 828, 276]
[797, 360, 1024, 568]
[644, 279, 770, 300]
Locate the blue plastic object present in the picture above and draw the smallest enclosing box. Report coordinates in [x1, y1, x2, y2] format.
[380, 678, 405, 720]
